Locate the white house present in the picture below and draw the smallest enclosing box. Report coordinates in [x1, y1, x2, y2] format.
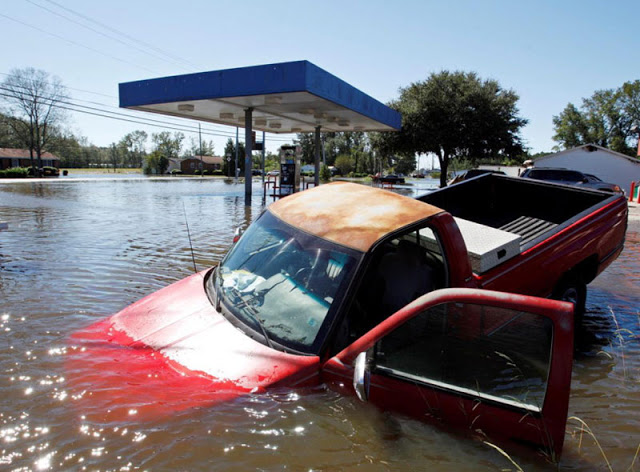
[533, 144, 640, 192]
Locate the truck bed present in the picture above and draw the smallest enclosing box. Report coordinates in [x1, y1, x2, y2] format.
[418, 174, 618, 252]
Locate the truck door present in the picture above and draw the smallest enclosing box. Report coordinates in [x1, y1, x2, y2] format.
[322, 288, 574, 459]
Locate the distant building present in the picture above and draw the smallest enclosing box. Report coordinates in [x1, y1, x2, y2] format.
[0, 148, 61, 170]
[166, 158, 182, 173]
[533, 144, 640, 191]
[180, 155, 223, 174]
[478, 165, 521, 177]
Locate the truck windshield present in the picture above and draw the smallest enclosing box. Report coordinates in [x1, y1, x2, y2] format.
[210, 211, 361, 354]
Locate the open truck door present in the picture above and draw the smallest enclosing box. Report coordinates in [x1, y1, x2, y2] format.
[322, 288, 574, 459]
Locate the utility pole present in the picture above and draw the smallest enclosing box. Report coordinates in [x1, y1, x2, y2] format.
[198, 123, 203, 177]
[244, 108, 253, 205]
[235, 127, 239, 180]
[261, 131, 266, 186]
[322, 134, 326, 166]
[314, 126, 321, 186]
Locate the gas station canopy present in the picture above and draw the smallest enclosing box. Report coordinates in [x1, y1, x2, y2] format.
[118, 60, 401, 133]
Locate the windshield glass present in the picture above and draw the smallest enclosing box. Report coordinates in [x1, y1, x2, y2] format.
[211, 211, 362, 354]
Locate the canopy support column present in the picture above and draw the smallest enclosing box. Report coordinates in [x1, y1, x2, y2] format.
[244, 108, 253, 206]
[314, 125, 321, 187]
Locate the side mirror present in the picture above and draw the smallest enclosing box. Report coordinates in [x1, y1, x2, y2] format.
[353, 351, 370, 402]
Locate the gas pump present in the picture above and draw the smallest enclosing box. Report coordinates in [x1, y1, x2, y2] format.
[279, 145, 301, 196]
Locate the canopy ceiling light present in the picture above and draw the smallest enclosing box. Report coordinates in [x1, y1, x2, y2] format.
[265, 96, 283, 105]
[254, 118, 267, 126]
[338, 120, 350, 127]
[219, 112, 234, 119]
[177, 104, 194, 112]
[291, 127, 302, 133]
[300, 108, 314, 115]
[269, 121, 282, 129]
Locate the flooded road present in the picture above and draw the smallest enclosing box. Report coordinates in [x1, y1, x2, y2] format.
[0, 177, 638, 471]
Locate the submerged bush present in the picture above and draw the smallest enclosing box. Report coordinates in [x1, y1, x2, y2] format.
[0, 167, 29, 178]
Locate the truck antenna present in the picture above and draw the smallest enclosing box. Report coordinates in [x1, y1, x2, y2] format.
[182, 201, 198, 273]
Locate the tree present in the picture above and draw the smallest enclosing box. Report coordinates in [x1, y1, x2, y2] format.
[186, 135, 214, 157]
[295, 132, 316, 164]
[393, 154, 416, 175]
[374, 71, 527, 187]
[49, 132, 87, 168]
[120, 130, 147, 168]
[151, 131, 184, 159]
[0, 68, 69, 174]
[0, 112, 24, 148]
[552, 80, 640, 157]
[223, 137, 245, 176]
[144, 150, 169, 175]
[108, 142, 126, 171]
[334, 154, 354, 175]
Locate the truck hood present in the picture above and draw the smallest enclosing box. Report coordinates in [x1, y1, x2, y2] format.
[65, 271, 319, 422]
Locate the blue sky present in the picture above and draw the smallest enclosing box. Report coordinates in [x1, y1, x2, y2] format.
[2, 0, 639, 157]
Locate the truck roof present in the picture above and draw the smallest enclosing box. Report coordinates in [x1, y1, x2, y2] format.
[269, 181, 443, 252]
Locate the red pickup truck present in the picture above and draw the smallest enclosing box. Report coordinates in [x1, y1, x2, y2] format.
[67, 175, 627, 459]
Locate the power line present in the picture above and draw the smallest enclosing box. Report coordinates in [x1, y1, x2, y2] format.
[0, 71, 116, 100]
[0, 72, 297, 141]
[41, 0, 201, 71]
[0, 87, 295, 142]
[0, 72, 247, 136]
[0, 12, 161, 75]
[0, 89, 238, 139]
[0, 9, 295, 144]
[24, 0, 195, 73]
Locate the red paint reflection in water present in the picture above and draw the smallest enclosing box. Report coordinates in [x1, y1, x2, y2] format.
[65, 319, 251, 423]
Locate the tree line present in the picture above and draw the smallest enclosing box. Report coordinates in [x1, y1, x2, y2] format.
[2, 66, 638, 186]
[552, 80, 640, 156]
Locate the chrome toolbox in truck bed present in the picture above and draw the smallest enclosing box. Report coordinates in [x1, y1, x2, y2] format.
[420, 218, 522, 274]
[453, 218, 522, 273]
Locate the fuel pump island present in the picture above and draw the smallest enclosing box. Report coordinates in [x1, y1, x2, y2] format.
[118, 60, 401, 203]
[278, 145, 301, 197]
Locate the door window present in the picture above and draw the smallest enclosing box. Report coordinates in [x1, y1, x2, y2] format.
[374, 302, 553, 412]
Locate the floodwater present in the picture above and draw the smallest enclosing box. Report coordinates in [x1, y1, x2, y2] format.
[0, 176, 638, 471]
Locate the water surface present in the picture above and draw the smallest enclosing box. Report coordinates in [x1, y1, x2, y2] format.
[0, 177, 638, 471]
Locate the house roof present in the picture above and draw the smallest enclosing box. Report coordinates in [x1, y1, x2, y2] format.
[538, 144, 640, 165]
[0, 148, 59, 159]
[183, 155, 223, 165]
[268, 181, 443, 252]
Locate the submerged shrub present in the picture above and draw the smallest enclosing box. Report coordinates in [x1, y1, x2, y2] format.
[1, 167, 29, 178]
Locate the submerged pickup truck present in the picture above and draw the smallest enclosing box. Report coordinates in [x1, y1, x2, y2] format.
[67, 175, 627, 458]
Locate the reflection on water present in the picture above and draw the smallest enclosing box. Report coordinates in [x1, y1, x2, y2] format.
[0, 177, 638, 471]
